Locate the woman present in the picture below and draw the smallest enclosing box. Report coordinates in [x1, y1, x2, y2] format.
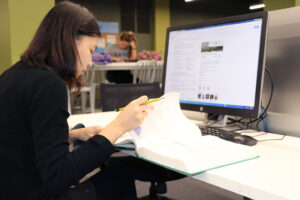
[105, 31, 137, 83]
[0, 2, 152, 200]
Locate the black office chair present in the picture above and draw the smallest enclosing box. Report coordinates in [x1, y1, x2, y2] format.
[100, 82, 162, 112]
[100, 82, 185, 199]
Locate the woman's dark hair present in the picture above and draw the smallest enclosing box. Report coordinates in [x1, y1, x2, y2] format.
[21, 1, 101, 92]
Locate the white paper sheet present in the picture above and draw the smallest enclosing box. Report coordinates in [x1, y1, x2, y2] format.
[129, 92, 202, 148]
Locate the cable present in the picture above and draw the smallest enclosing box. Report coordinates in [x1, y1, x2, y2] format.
[206, 67, 274, 130]
[258, 67, 274, 121]
[228, 116, 251, 129]
[261, 106, 268, 131]
[256, 105, 268, 131]
[251, 132, 267, 137]
[207, 118, 223, 127]
[204, 113, 219, 127]
[252, 67, 273, 132]
[245, 67, 274, 125]
[227, 117, 245, 124]
[257, 133, 286, 142]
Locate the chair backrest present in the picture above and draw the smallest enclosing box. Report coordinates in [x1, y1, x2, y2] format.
[100, 82, 162, 111]
[153, 61, 163, 83]
[137, 61, 164, 84]
[82, 65, 96, 87]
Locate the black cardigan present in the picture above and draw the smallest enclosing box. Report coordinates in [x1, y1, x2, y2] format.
[0, 62, 114, 200]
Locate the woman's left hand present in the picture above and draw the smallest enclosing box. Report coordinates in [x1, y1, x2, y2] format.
[69, 126, 103, 143]
[130, 41, 136, 49]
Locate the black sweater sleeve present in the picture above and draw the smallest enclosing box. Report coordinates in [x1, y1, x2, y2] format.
[26, 73, 114, 195]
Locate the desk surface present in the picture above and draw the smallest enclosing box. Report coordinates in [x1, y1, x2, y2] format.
[194, 130, 300, 200]
[93, 62, 139, 70]
[68, 112, 300, 200]
[93, 61, 163, 71]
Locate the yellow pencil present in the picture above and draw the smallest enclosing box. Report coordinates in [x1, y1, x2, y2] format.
[118, 97, 163, 111]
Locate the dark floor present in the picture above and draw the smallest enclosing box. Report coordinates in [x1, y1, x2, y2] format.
[135, 176, 243, 200]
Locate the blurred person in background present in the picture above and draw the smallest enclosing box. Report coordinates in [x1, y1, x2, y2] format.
[105, 31, 137, 83]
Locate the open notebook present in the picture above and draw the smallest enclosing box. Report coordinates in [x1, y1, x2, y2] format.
[70, 93, 258, 175]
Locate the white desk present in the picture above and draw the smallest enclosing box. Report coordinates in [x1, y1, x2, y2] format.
[193, 130, 300, 200]
[68, 112, 300, 200]
[94, 62, 141, 71]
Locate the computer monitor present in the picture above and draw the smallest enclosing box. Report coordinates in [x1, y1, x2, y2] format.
[162, 12, 268, 126]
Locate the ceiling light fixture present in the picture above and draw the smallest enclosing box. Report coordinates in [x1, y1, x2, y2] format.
[185, 0, 194, 2]
[249, 3, 265, 10]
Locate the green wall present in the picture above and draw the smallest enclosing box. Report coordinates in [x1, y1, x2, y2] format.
[264, 0, 295, 11]
[0, 0, 11, 74]
[154, 0, 170, 55]
[0, 0, 54, 74]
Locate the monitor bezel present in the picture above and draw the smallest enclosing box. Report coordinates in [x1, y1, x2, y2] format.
[162, 12, 268, 118]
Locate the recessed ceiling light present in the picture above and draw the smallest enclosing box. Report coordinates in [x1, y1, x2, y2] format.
[185, 0, 194, 2]
[249, 3, 265, 10]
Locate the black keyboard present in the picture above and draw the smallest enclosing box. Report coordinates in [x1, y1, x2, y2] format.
[200, 127, 240, 141]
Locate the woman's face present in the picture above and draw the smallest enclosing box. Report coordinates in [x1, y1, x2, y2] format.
[118, 40, 130, 49]
[76, 36, 99, 76]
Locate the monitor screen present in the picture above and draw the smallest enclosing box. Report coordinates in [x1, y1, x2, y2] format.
[163, 12, 268, 118]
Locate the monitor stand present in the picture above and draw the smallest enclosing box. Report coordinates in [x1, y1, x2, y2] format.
[210, 115, 228, 128]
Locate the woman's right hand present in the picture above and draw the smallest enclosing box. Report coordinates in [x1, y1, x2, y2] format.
[115, 95, 153, 132]
[99, 96, 153, 144]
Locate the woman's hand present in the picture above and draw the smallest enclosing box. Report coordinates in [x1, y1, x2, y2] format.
[130, 40, 136, 50]
[69, 126, 103, 143]
[115, 95, 153, 132]
[129, 40, 137, 60]
[99, 96, 153, 144]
